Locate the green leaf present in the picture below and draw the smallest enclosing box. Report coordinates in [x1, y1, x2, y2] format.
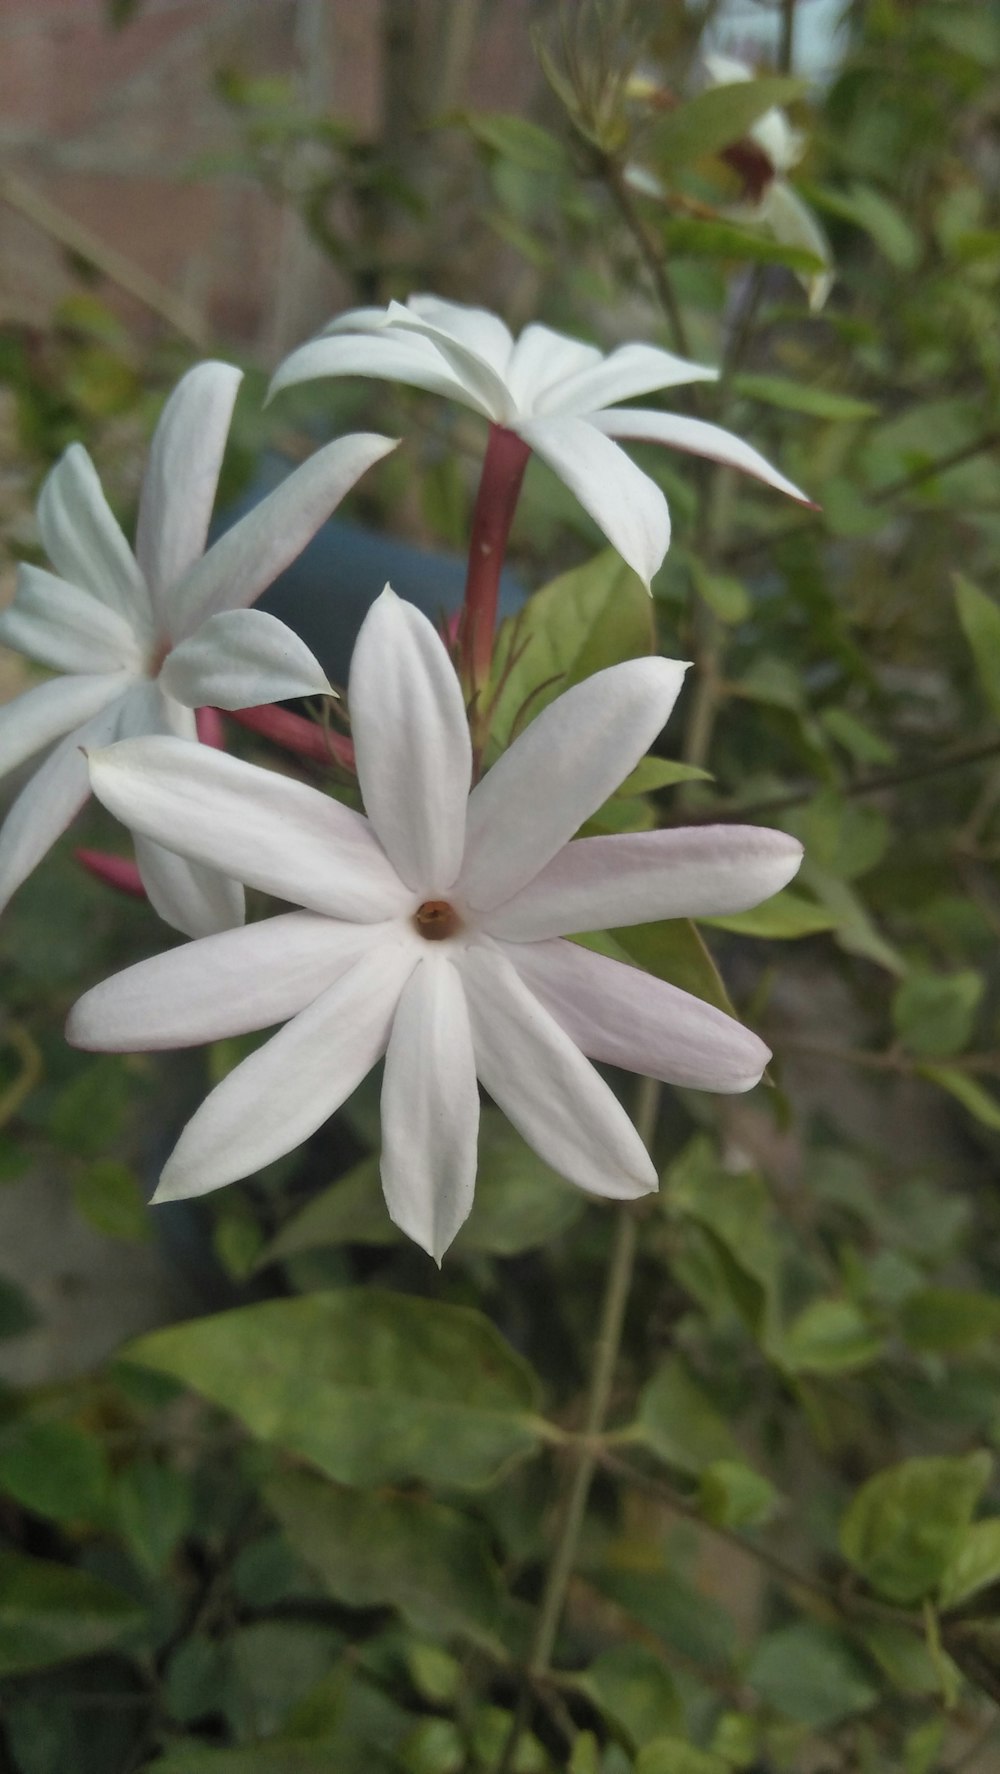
[125, 1289, 545, 1489]
[920, 1065, 1000, 1131]
[746, 1621, 878, 1727]
[631, 1355, 741, 1476]
[840, 1452, 993, 1604]
[665, 1138, 780, 1339]
[72, 1161, 151, 1243]
[699, 1460, 781, 1529]
[462, 111, 569, 173]
[955, 573, 1000, 720]
[892, 970, 983, 1058]
[657, 216, 826, 272]
[616, 758, 712, 795]
[636, 1737, 728, 1774]
[488, 549, 653, 746]
[593, 1568, 737, 1672]
[814, 181, 921, 270]
[775, 1298, 884, 1374]
[734, 375, 878, 421]
[939, 1518, 1000, 1609]
[899, 1287, 1000, 1355]
[50, 1059, 131, 1158]
[265, 1470, 512, 1657]
[703, 889, 836, 939]
[858, 1621, 943, 1696]
[574, 1644, 682, 1750]
[0, 1550, 142, 1676]
[0, 1421, 108, 1526]
[819, 707, 895, 766]
[114, 1458, 193, 1574]
[690, 559, 750, 624]
[264, 1115, 583, 1263]
[645, 77, 806, 167]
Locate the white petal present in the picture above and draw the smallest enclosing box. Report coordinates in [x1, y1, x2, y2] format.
[133, 835, 245, 938]
[509, 937, 770, 1093]
[269, 335, 484, 414]
[168, 433, 398, 637]
[67, 912, 388, 1051]
[538, 342, 718, 417]
[385, 299, 513, 421]
[36, 444, 150, 626]
[350, 588, 470, 894]
[160, 608, 331, 710]
[483, 824, 804, 941]
[135, 362, 243, 617]
[461, 944, 656, 1199]
[153, 939, 417, 1200]
[760, 181, 834, 311]
[0, 672, 127, 779]
[380, 952, 479, 1261]
[517, 417, 671, 588]
[460, 656, 687, 910]
[114, 684, 246, 936]
[506, 324, 604, 414]
[0, 564, 144, 675]
[593, 408, 811, 505]
[87, 737, 412, 921]
[406, 295, 515, 378]
[0, 696, 124, 912]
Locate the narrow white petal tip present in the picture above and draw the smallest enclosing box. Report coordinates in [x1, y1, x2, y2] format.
[150, 1169, 194, 1205]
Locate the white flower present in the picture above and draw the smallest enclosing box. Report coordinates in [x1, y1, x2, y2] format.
[703, 54, 834, 312]
[68, 587, 802, 1262]
[269, 295, 810, 589]
[0, 362, 395, 935]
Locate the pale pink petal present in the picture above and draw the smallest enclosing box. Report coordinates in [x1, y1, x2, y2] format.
[67, 912, 391, 1051]
[135, 362, 243, 621]
[350, 588, 470, 894]
[483, 825, 804, 941]
[152, 939, 417, 1201]
[508, 937, 770, 1093]
[593, 408, 812, 505]
[160, 609, 332, 710]
[0, 565, 144, 675]
[168, 433, 398, 638]
[0, 673, 127, 779]
[36, 444, 150, 626]
[0, 696, 124, 912]
[538, 342, 717, 417]
[461, 944, 657, 1199]
[460, 656, 687, 910]
[517, 417, 671, 588]
[86, 737, 412, 921]
[269, 335, 484, 414]
[380, 952, 480, 1261]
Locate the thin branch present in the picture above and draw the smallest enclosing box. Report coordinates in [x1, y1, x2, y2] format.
[0, 168, 209, 346]
[602, 156, 694, 362]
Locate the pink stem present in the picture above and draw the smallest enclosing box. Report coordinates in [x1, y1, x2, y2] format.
[461, 423, 531, 690]
[227, 703, 355, 771]
[75, 849, 146, 899]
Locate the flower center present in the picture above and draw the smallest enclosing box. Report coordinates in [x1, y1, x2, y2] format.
[414, 899, 461, 942]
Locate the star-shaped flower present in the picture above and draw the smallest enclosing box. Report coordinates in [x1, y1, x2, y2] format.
[68, 588, 802, 1261]
[269, 295, 810, 588]
[0, 362, 395, 934]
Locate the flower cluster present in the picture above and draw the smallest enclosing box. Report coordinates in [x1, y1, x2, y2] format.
[1, 295, 807, 1256]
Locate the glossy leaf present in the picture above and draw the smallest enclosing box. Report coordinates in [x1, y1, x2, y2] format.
[840, 1452, 992, 1604]
[630, 1355, 742, 1475]
[125, 1290, 545, 1489]
[265, 1470, 513, 1657]
[0, 1551, 142, 1676]
[939, 1518, 1000, 1610]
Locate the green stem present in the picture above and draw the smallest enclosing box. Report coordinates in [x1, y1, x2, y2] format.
[495, 1082, 659, 1773]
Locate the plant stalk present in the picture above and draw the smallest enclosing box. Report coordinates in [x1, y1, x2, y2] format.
[496, 1080, 659, 1772]
[461, 423, 531, 693]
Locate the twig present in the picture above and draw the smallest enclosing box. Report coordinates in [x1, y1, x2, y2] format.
[0, 168, 209, 346]
[602, 156, 694, 363]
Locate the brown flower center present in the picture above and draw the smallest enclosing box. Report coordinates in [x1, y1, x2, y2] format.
[414, 899, 461, 941]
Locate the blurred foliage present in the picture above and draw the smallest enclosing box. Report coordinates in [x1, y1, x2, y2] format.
[3, 1, 1000, 1771]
